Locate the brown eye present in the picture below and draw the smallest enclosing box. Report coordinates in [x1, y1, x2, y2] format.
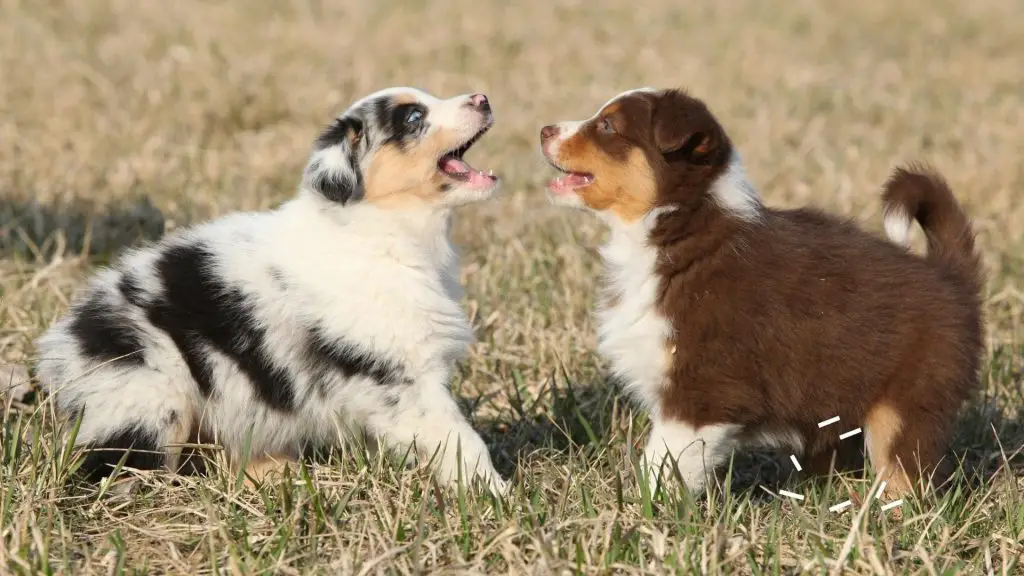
[599, 118, 616, 134]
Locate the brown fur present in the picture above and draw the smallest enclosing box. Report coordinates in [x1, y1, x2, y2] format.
[550, 88, 984, 499]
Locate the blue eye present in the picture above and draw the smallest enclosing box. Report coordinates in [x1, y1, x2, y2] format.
[406, 109, 424, 125]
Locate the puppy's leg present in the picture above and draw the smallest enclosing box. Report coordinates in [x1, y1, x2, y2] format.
[865, 402, 951, 501]
[806, 440, 864, 477]
[57, 367, 195, 482]
[361, 380, 506, 495]
[643, 418, 739, 497]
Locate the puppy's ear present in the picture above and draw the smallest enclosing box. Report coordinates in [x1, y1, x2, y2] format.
[315, 115, 364, 151]
[303, 115, 365, 204]
[652, 90, 721, 164]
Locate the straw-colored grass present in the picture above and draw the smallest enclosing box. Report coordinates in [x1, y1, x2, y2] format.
[2, 0, 1023, 573]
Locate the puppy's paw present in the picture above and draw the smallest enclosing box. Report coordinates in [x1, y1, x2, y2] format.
[241, 455, 295, 488]
[488, 475, 510, 497]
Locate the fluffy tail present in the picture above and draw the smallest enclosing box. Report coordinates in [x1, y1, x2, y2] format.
[881, 164, 982, 293]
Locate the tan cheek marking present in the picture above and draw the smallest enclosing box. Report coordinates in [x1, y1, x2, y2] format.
[561, 139, 655, 222]
[557, 132, 617, 211]
[864, 403, 913, 498]
[362, 138, 449, 208]
[363, 145, 425, 201]
[604, 149, 657, 222]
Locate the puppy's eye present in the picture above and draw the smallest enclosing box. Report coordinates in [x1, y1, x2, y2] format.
[405, 109, 424, 125]
[599, 118, 616, 134]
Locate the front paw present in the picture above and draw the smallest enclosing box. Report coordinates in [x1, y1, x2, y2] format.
[642, 457, 709, 499]
[459, 467, 508, 497]
[488, 474, 510, 497]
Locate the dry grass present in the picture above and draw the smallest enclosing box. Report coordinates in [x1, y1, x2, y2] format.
[2, 0, 1024, 573]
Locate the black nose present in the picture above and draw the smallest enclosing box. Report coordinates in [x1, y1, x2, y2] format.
[468, 93, 490, 113]
[540, 124, 558, 142]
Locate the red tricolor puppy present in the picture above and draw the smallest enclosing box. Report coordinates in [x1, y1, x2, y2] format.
[539, 88, 983, 500]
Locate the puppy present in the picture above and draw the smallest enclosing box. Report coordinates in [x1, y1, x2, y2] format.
[539, 88, 983, 500]
[36, 87, 507, 494]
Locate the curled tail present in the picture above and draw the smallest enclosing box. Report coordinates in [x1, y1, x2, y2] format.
[881, 164, 982, 293]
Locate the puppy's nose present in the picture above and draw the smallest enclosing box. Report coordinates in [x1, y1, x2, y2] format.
[540, 124, 559, 143]
[467, 93, 490, 113]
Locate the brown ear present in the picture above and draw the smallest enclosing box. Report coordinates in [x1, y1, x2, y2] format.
[653, 105, 686, 153]
[659, 130, 711, 156]
[652, 90, 719, 160]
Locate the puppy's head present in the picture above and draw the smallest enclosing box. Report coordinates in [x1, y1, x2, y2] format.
[539, 88, 760, 224]
[303, 87, 499, 209]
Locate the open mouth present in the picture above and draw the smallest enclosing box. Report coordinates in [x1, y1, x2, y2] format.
[546, 161, 594, 195]
[437, 123, 497, 188]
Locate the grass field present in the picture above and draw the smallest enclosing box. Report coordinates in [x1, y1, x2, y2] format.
[3, 0, 1024, 573]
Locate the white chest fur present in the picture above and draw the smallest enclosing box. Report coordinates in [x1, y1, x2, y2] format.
[269, 199, 474, 378]
[594, 216, 674, 415]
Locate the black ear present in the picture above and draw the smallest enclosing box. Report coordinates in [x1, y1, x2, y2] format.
[304, 115, 365, 204]
[305, 159, 362, 204]
[315, 116, 363, 151]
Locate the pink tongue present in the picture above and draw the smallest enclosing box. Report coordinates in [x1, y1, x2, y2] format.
[440, 157, 469, 175]
[466, 170, 493, 188]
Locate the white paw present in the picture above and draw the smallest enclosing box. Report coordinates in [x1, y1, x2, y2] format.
[437, 458, 507, 496]
[488, 475, 510, 497]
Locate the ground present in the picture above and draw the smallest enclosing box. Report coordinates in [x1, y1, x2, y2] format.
[2, 0, 1023, 574]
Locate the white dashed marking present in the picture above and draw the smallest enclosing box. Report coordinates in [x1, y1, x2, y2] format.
[881, 499, 904, 512]
[829, 500, 853, 513]
[875, 481, 888, 499]
[839, 428, 862, 440]
[775, 417, 904, 521]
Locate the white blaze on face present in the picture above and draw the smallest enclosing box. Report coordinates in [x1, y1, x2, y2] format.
[345, 86, 432, 112]
[543, 119, 593, 207]
[540, 120, 582, 161]
[426, 93, 483, 140]
[351, 87, 499, 208]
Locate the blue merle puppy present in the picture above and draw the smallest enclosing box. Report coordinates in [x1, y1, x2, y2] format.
[35, 87, 506, 494]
